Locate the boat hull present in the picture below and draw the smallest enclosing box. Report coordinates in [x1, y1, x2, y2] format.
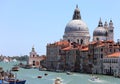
[8, 80, 26, 84]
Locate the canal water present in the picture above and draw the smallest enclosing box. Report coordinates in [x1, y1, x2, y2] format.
[0, 61, 120, 84]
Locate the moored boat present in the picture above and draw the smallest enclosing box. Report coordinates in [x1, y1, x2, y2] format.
[6, 79, 26, 84]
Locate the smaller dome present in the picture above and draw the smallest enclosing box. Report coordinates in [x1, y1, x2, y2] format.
[93, 27, 107, 36]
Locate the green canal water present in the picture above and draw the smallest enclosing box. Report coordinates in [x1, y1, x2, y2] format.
[0, 61, 120, 84]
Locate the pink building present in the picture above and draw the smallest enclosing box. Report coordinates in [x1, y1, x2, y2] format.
[28, 46, 46, 68]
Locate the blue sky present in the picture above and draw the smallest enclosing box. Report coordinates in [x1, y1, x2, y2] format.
[0, 0, 120, 56]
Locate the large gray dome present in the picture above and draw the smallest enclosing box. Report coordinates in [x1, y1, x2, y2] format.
[93, 27, 107, 36]
[65, 20, 89, 33]
[63, 5, 90, 45]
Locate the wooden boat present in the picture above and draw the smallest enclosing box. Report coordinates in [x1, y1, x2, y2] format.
[37, 76, 42, 78]
[12, 66, 19, 71]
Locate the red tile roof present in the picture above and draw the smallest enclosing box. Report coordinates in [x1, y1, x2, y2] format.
[106, 52, 120, 58]
[97, 44, 105, 47]
[62, 46, 79, 51]
[81, 47, 88, 51]
[55, 40, 69, 46]
[62, 46, 72, 51]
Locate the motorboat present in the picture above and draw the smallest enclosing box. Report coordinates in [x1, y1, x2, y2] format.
[66, 71, 73, 75]
[90, 75, 99, 81]
[37, 76, 42, 78]
[54, 77, 62, 84]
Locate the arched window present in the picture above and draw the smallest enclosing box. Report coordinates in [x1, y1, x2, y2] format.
[33, 61, 35, 66]
[77, 39, 79, 43]
[96, 38, 99, 41]
[80, 39, 83, 44]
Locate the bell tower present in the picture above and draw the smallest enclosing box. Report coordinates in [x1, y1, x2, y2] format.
[108, 20, 114, 41]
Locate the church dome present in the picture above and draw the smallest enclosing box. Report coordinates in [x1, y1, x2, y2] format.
[65, 19, 89, 33]
[93, 18, 107, 36]
[93, 27, 107, 36]
[63, 5, 90, 45]
[64, 5, 89, 36]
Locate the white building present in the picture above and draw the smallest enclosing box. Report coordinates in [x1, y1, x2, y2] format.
[103, 52, 120, 76]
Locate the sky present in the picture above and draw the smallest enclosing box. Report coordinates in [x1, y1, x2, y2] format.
[0, 0, 120, 56]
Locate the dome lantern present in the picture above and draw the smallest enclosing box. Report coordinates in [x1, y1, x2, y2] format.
[72, 5, 81, 20]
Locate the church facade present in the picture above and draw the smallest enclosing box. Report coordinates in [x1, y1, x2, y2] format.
[46, 5, 120, 75]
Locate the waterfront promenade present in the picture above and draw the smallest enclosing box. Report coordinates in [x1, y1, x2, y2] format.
[0, 61, 120, 84]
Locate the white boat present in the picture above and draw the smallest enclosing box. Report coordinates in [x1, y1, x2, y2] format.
[54, 77, 62, 84]
[90, 75, 99, 81]
[66, 71, 73, 75]
[12, 59, 17, 62]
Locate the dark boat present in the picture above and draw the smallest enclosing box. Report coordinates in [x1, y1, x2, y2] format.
[7, 79, 26, 84]
[37, 76, 42, 78]
[11, 66, 19, 71]
[44, 73, 48, 76]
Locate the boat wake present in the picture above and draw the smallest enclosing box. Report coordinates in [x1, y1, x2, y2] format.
[88, 79, 102, 83]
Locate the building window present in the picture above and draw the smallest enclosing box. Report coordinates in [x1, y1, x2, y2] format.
[101, 48, 103, 52]
[114, 49, 116, 52]
[96, 38, 99, 41]
[81, 39, 83, 44]
[68, 39, 70, 42]
[110, 49, 112, 52]
[77, 39, 79, 44]
[101, 54, 103, 58]
[33, 61, 35, 66]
